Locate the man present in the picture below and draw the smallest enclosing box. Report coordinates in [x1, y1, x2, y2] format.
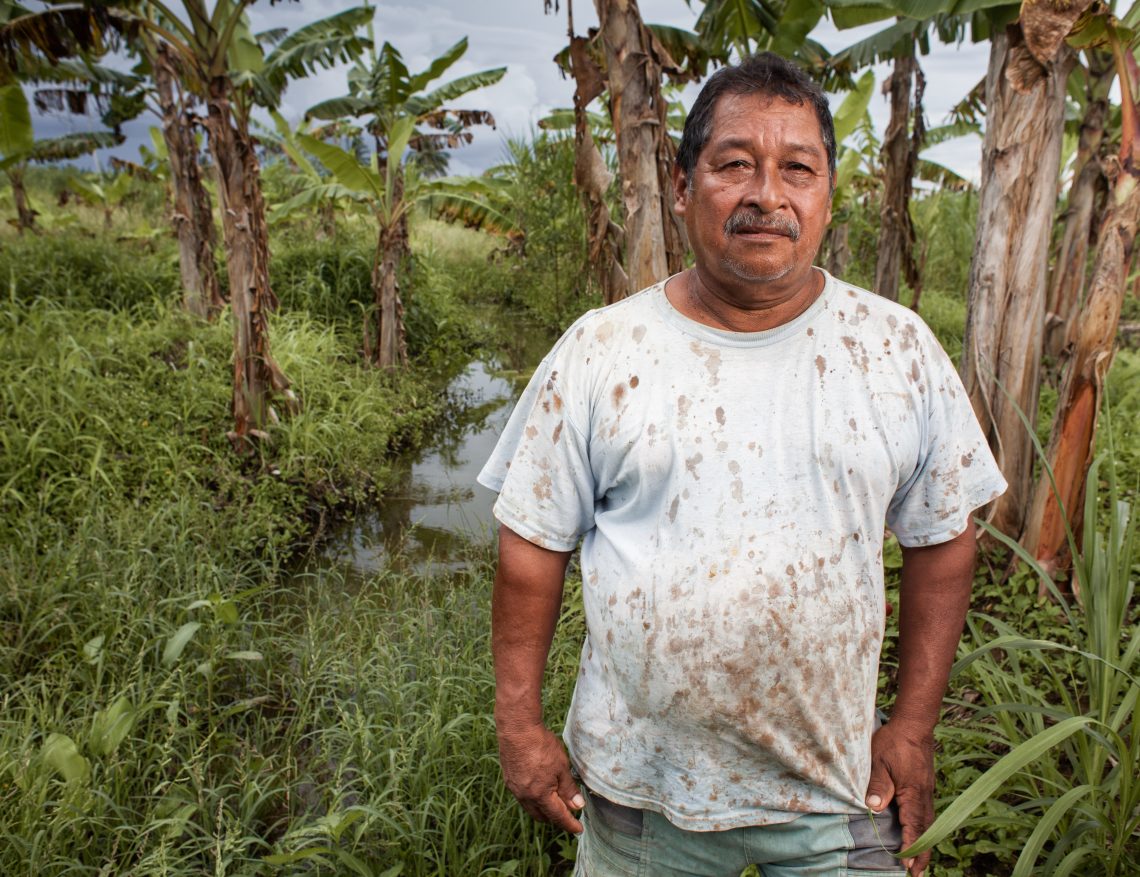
[478, 53, 1005, 877]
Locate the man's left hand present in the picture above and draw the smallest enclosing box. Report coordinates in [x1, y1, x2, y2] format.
[865, 718, 935, 877]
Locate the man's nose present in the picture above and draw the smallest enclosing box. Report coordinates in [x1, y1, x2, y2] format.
[742, 165, 787, 213]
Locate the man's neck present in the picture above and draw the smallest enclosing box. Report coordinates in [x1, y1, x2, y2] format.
[664, 266, 825, 333]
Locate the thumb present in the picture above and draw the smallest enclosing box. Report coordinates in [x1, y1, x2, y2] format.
[865, 761, 896, 813]
[557, 765, 585, 811]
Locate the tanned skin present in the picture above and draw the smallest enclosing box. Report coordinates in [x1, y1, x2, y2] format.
[492, 92, 979, 877]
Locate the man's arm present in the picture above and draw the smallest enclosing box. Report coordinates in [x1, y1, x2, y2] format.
[492, 524, 584, 834]
[865, 519, 978, 877]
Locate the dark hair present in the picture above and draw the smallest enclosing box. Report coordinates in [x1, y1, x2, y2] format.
[676, 53, 836, 188]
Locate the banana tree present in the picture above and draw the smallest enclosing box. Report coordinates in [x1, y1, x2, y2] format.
[825, 2, 1011, 303]
[1023, 2, 1140, 584]
[1045, 46, 1117, 359]
[822, 69, 877, 278]
[0, 17, 132, 233]
[693, 0, 832, 68]
[546, 1, 711, 300]
[259, 110, 350, 239]
[306, 36, 505, 368]
[0, 78, 36, 231]
[67, 1, 369, 445]
[67, 169, 133, 229]
[275, 127, 514, 368]
[0, 82, 123, 231]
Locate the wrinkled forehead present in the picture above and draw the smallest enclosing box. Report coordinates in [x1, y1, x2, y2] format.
[705, 92, 826, 151]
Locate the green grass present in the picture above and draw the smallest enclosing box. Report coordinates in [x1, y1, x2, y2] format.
[2, 168, 1139, 877]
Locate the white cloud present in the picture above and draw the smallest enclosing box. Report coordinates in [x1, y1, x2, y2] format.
[41, 0, 990, 184]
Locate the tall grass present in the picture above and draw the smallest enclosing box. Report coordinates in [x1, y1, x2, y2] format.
[0, 225, 581, 875]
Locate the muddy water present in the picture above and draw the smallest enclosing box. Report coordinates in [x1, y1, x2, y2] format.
[298, 317, 555, 583]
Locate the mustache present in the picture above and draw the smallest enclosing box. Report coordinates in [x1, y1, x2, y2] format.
[723, 210, 801, 241]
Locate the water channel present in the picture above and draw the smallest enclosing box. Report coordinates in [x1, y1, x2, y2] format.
[298, 315, 557, 584]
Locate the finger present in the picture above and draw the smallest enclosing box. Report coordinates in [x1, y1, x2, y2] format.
[896, 796, 932, 877]
[864, 764, 896, 813]
[536, 789, 584, 834]
[556, 766, 585, 811]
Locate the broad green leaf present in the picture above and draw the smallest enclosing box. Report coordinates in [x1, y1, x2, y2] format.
[41, 733, 91, 784]
[649, 23, 710, 77]
[147, 126, 168, 160]
[426, 191, 515, 235]
[271, 182, 369, 221]
[162, 621, 202, 667]
[228, 12, 265, 75]
[383, 115, 416, 203]
[696, 0, 779, 54]
[216, 600, 239, 625]
[832, 147, 864, 205]
[0, 84, 34, 159]
[319, 808, 365, 842]
[407, 36, 467, 93]
[298, 133, 381, 196]
[106, 173, 132, 201]
[89, 696, 136, 757]
[829, 18, 924, 71]
[772, 0, 825, 57]
[916, 158, 973, 190]
[29, 131, 122, 162]
[828, 3, 897, 30]
[411, 68, 507, 116]
[225, 650, 263, 661]
[263, 6, 372, 79]
[900, 715, 1095, 856]
[833, 70, 875, 143]
[305, 95, 371, 121]
[83, 635, 105, 663]
[67, 174, 104, 203]
[923, 118, 981, 148]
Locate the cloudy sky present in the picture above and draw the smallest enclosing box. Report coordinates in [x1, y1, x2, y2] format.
[32, 0, 992, 181]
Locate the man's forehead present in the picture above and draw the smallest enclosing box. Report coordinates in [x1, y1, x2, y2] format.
[704, 93, 825, 151]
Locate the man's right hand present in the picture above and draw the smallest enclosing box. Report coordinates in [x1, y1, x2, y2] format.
[497, 722, 584, 834]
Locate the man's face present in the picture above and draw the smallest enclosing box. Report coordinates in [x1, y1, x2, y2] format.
[674, 93, 833, 297]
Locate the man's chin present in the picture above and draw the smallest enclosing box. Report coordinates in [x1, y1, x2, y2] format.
[719, 257, 796, 285]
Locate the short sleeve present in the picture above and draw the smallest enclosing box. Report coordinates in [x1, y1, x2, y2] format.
[476, 321, 597, 551]
[886, 329, 1007, 547]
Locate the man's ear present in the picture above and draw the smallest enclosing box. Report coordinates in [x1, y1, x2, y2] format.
[672, 163, 689, 216]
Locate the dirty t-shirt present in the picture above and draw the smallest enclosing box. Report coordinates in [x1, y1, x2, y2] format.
[477, 270, 1006, 831]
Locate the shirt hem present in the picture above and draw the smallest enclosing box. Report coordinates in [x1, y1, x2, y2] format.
[491, 498, 580, 552]
[567, 741, 865, 832]
[893, 481, 1007, 548]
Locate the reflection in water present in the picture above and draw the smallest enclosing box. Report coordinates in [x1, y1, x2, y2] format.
[299, 320, 553, 583]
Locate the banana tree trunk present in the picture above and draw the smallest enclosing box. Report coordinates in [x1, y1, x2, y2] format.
[960, 24, 1073, 538]
[204, 76, 296, 448]
[370, 219, 408, 369]
[874, 51, 918, 304]
[1044, 49, 1114, 360]
[824, 222, 851, 279]
[7, 166, 36, 233]
[568, 33, 627, 304]
[155, 44, 223, 321]
[1024, 78, 1140, 585]
[317, 201, 337, 240]
[595, 0, 669, 296]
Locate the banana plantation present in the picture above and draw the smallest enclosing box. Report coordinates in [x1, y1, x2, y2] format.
[0, 0, 1137, 875]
